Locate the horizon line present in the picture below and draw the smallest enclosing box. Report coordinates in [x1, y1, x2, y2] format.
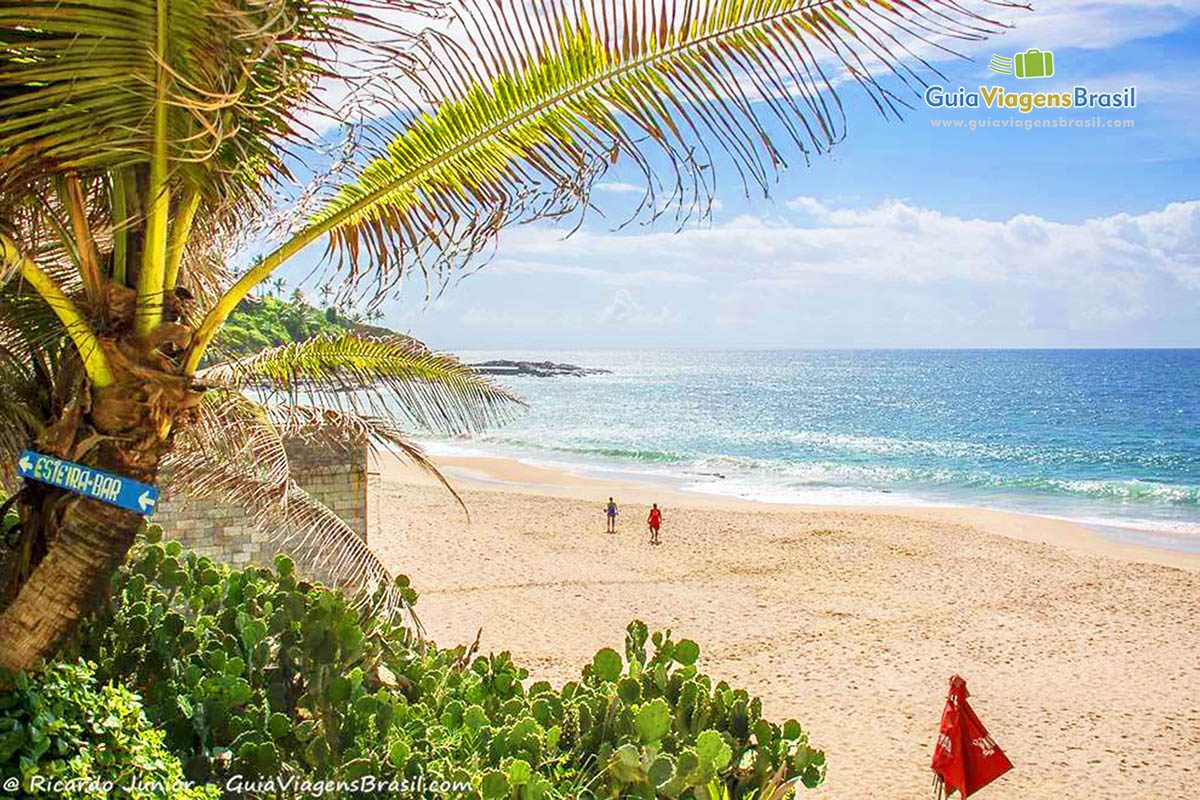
[447, 345, 1200, 352]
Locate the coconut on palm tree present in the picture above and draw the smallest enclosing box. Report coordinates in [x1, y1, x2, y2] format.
[0, 0, 1005, 672]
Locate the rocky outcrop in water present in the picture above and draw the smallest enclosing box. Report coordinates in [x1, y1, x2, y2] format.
[469, 360, 612, 377]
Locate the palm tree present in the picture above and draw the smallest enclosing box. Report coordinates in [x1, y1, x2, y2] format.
[0, 0, 1005, 671]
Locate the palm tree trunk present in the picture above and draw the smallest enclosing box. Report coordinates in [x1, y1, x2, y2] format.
[0, 341, 198, 676]
[0, 493, 143, 674]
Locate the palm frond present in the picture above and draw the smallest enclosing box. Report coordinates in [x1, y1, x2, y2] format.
[198, 331, 524, 434]
[287, 0, 1014, 297]
[0, 370, 45, 488]
[165, 391, 442, 625]
[184, 388, 466, 510]
[0, 0, 445, 218]
[263, 402, 467, 511]
[163, 454, 417, 625]
[185, 391, 293, 493]
[1, 187, 89, 296]
[0, 272, 73, 357]
[0, 0, 157, 182]
[0, 276, 80, 483]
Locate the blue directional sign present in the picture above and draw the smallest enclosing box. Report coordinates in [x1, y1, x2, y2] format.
[16, 450, 159, 516]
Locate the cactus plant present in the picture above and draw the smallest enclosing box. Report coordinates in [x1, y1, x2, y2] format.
[68, 527, 824, 798]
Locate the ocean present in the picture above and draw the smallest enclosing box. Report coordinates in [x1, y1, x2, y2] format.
[420, 349, 1200, 552]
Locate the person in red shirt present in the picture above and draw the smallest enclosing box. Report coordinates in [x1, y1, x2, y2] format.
[647, 504, 662, 545]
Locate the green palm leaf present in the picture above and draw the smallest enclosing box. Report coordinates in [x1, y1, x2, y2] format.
[198, 330, 524, 434]
[0, 0, 440, 215]
[254, 0, 1011, 297]
[0, 279, 79, 481]
[0, 0, 158, 180]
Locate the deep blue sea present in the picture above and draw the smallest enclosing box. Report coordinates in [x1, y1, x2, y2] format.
[423, 350, 1200, 551]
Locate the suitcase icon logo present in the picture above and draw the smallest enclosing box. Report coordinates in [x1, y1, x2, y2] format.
[989, 49, 1055, 79]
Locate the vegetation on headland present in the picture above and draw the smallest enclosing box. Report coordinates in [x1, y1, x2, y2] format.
[0, 525, 825, 798]
[212, 291, 391, 359]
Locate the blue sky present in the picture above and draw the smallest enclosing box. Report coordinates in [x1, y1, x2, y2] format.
[275, 2, 1200, 350]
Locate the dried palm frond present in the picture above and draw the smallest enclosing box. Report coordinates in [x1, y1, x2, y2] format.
[164, 449, 419, 626]
[165, 385, 476, 622]
[182, 391, 293, 494]
[262, 403, 465, 508]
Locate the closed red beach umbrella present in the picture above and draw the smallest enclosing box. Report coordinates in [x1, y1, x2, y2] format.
[931, 675, 1012, 798]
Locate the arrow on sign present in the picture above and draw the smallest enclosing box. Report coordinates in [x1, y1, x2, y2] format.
[18, 454, 32, 473]
[138, 490, 156, 513]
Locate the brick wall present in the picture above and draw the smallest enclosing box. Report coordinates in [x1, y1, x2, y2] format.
[155, 436, 369, 579]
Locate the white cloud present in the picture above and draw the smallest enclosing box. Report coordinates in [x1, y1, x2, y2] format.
[488, 258, 705, 287]
[988, 0, 1195, 51]
[458, 306, 582, 329]
[598, 289, 681, 326]
[786, 196, 829, 216]
[484, 197, 1200, 342]
[596, 182, 645, 194]
[502, 198, 1200, 293]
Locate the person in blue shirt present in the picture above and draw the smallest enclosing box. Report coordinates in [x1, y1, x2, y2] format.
[605, 497, 618, 533]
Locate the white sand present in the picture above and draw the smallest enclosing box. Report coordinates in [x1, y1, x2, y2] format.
[368, 452, 1200, 799]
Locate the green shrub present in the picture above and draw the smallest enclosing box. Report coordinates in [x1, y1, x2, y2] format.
[0, 661, 217, 799]
[74, 526, 824, 798]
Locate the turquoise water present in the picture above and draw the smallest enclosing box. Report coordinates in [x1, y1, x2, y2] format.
[424, 350, 1200, 550]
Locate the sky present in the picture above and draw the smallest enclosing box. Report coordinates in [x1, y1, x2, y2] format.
[274, 1, 1200, 350]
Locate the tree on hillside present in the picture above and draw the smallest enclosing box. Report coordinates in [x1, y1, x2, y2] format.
[0, 0, 1006, 671]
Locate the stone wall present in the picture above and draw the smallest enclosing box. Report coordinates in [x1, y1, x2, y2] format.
[155, 437, 369, 575]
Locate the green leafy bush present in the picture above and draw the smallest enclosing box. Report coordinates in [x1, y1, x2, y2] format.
[74, 526, 824, 798]
[0, 661, 217, 799]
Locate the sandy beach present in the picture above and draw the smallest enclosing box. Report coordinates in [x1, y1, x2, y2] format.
[368, 451, 1200, 799]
